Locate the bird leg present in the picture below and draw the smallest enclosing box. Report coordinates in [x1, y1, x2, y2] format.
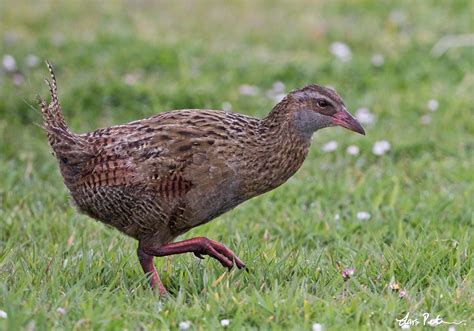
[137, 247, 167, 295]
[138, 237, 246, 294]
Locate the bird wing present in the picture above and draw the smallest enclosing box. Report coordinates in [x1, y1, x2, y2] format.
[75, 120, 237, 201]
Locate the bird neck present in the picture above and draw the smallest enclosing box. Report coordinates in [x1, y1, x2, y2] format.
[261, 113, 311, 176]
[241, 109, 311, 199]
[260, 99, 313, 153]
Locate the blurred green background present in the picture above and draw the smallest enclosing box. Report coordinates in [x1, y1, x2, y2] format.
[0, 1, 472, 330]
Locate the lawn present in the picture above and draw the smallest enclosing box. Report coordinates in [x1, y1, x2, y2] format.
[0, 1, 472, 330]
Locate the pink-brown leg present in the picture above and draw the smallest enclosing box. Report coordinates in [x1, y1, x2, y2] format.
[137, 248, 167, 295]
[145, 237, 246, 270]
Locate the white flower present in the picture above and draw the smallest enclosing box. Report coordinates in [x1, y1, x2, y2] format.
[401, 324, 410, 330]
[389, 281, 401, 291]
[312, 323, 323, 331]
[346, 145, 360, 156]
[448, 326, 456, 331]
[222, 101, 232, 112]
[334, 213, 340, 221]
[355, 107, 375, 125]
[371, 53, 384, 67]
[272, 81, 285, 94]
[0, 309, 7, 319]
[179, 321, 191, 330]
[372, 140, 391, 155]
[356, 211, 371, 220]
[388, 10, 406, 25]
[2, 54, 16, 72]
[427, 99, 439, 111]
[220, 319, 230, 327]
[330, 42, 352, 62]
[420, 114, 431, 125]
[272, 93, 286, 103]
[266, 81, 286, 102]
[25, 54, 39, 68]
[155, 301, 163, 312]
[12, 73, 24, 86]
[322, 141, 338, 152]
[122, 72, 141, 86]
[56, 307, 66, 315]
[239, 84, 259, 96]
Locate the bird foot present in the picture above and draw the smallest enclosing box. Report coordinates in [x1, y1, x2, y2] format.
[154, 237, 245, 270]
[138, 237, 246, 293]
[189, 237, 246, 270]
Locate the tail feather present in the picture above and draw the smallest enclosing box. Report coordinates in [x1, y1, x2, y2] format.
[39, 61, 70, 137]
[39, 61, 93, 182]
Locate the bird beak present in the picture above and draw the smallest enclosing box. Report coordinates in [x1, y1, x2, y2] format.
[332, 108, 365, 135]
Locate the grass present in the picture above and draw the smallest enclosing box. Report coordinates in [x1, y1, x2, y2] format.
[0, 1, 472, 330]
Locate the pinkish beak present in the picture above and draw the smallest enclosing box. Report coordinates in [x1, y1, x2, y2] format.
[332, 108, 365, 135]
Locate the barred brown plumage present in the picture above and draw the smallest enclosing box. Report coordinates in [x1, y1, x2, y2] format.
[39, 61, 364, 295]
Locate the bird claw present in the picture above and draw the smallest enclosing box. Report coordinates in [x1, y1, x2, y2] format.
[194, 252, 205, 259]
[202, 239, 246, 271]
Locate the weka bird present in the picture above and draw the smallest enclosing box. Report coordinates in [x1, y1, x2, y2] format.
[39, 62, 364, 295]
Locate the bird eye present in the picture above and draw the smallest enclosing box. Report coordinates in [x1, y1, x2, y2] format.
[317, 99, 329, 108]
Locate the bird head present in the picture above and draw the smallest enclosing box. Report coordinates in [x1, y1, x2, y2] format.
[283, 84, 365, 138]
